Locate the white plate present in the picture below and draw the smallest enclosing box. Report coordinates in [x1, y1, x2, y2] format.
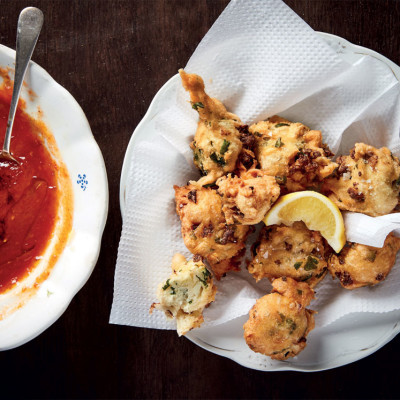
[120, 33, 400, 371]
[0, 45, 108, 350]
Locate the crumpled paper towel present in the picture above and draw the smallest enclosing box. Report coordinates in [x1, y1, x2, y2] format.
[110, 0, 400, 330]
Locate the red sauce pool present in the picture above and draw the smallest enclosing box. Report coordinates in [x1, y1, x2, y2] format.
[0, 90, 60, 293]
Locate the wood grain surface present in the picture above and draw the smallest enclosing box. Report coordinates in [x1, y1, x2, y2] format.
[0, 1, 399, 399]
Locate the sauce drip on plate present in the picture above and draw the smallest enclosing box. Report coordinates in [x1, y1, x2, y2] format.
[0, 89, 60, 293]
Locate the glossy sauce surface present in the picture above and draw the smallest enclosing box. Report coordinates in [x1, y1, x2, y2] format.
[0, 90, 59, 293]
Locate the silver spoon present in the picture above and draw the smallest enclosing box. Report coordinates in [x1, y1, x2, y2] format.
[0, 7, 43, 164]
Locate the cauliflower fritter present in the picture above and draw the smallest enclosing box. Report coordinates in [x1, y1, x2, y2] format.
[174, 183, 249, 279]
[216, 169, 280, 225]
[150, 254, 217, 336]
[180, 70, 244, 185]
[328, 233, 400, 289]
[243, 277, 315, 360]
[250, 116, 336, 192]
[322, 143, 400, 216]
[248, 222, 328, 288]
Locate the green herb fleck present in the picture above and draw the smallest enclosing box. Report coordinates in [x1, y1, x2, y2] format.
[275, 137, 284, 148]
[188, 300, 193, 304]
[394, 176, 400, 187]
[210, 152, 226, 166]
[254, 131, 262, 137]
[304, 256, 318, 271]
[300, 273, 313, 281]
[275, 175, 287, 185]
[162, 279, 171, 290]
[202, 182, 216, 188]
[192, 102, 204, 111]
[170, 286, 176, 295]
[220, 140, 230, 155]
[294, 262, 302, 270]
[47, 289, 53, 297]
[297, 289, 303, 295]
[315, 268, 327, 279]
[366, 250, 377, 262]
[286, 317, 297, 334]
[275, 123, 290, 128]
[196, 268, 211, 287]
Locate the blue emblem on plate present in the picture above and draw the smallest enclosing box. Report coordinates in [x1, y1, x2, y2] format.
[77, 174, 88, 191]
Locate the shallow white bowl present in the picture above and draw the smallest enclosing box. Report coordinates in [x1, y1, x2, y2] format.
[0, 45, 108, 350]
[120, 33, 400, 371]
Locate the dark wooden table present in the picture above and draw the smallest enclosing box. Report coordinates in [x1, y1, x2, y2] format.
[0, 1, 399, 398]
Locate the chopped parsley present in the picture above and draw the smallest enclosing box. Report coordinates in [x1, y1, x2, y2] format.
[286, 317, 297, 334]
[220, 139, 230, 155]
[294, 262, 302, 270]
[254, 131, 262, 137]
[196, 269, 211, 287]
[300, 273, 313, 281]
[192, 102, 204, 110]
[188, 300, 193, 304]
[202, 182, 217, 188]
[170, 286, 176, 295]
[394, 176, 400, 187]
[275, 122, 290, 128]
[162, 279, 171, 290]
[275, 137, 284, 148]
[304, 256, 318, 271]
[210, 152, 226, 166]
[297, 289, 303, 295]
[366, 250, 377, 262]
[275, 175, 287, 185]
[277, 313, 297, 334]
[275, 123, 290, 128]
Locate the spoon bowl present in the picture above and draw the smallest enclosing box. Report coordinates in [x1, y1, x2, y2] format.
[0, 7, 43, 164]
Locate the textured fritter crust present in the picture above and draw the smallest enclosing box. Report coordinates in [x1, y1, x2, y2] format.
[180, 70, 243, 185]
[322, 143, 400, 216]
[174, 184, 249, 279]
[250, 116, 336, 192]
[243, 277, 315, 360]
[248, 222, 328, 288]
[328, 233, 400, 289]
[216, 169, 280, 225]
[150, 254, 217, 336]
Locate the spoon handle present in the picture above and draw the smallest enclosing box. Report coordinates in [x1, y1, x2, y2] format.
[3, 7, 43, 154]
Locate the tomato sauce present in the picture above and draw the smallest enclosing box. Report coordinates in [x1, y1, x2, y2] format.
[0, 90, 60, 293]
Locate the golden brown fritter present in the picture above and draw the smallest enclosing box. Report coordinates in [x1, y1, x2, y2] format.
[180, 70, 243, 185]
[328, 233, 400, 289]
[150, 254, 217, 336]
[322, 143, 400, 216]
[248, 222, 328, 288]
[243, 277, 315, 360]
[174, 183, 249, 279]
[216, 169, 280, 225]
[250, 116, 337, 192]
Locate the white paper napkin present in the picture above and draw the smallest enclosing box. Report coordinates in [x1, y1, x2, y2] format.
[110, 0, 400, 331]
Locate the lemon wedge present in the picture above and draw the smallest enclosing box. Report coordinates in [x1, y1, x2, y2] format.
[263, 191, 346, 253]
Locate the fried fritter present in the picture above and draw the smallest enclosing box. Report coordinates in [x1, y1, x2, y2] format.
[250, 116, 336, 192]
[150, 254, 217, 336]
[216, 169, 280, 225]
[322, 143, 400, 216]
[248, 222, 328, 288]
[327, 233, 400, 289]
[174, 183, 249, 279]
[243, 277, 315, 360]
[180, 70, 244, 185]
